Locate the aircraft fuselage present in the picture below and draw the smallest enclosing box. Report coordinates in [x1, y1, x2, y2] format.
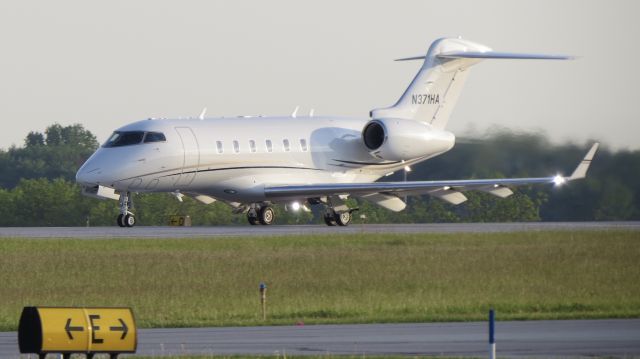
[76, 116, 454, 203]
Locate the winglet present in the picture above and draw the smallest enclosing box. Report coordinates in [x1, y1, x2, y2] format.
[568, 143, 599, 180]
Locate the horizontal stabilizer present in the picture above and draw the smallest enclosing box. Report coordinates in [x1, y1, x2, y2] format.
[439, 51, 574, 60]
[396, 52, 574, 62]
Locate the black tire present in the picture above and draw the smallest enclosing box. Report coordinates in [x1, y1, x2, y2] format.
[258, 206, 275, 225]
[335, 211, 351, 226]
[248, 215, 259, 225]
[124, 214, 136, 227]
[323, 213, 337, 226]
[117, 214, 125, 227]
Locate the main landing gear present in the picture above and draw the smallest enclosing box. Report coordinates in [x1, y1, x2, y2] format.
[247, 204, 275, 225]
[323, 208, 352, 226]
[317, 196, 356, 226]
[244, 200, 356, 226]
[117, 192, 136, 228]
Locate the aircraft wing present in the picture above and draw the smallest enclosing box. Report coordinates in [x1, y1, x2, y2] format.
[265, 143, 599, 201]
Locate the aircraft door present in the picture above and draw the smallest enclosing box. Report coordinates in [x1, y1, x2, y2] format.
[174, 127, 200, 187]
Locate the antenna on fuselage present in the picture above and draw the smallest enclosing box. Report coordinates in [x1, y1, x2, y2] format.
[199, 107, 207, 120]
[291, 106, 299, 118]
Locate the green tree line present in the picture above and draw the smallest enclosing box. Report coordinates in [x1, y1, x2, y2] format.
[0, 124, 637, 226]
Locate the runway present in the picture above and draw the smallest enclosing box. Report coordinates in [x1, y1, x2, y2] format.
[1, 319, 639, 357]
[1, 221, 639, 238]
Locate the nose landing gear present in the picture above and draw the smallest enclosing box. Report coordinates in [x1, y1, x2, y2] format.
[117, 192, 136, 228]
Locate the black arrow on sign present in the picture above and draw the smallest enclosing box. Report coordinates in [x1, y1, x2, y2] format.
[65, 318, 84, 340]
[109, 318, 129, 340]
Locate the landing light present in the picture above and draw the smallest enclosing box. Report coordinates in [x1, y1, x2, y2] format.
[553, 175, 566, 186]
[291, 201, 301, 211]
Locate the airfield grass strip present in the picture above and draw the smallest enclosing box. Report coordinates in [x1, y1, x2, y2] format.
[127, 357, 626, 359]
[131, 357, 477, 359]
[0, 231, 638, 331]
[148, 358, 640, 359]
[127, 357, 631, 359]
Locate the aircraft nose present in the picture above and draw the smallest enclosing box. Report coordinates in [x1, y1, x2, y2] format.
[76, 150, 105, 186]
[76, 147, 131, 187]
[76, 163, 101, 186]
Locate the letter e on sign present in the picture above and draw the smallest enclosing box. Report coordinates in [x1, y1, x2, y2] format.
[85, 308, 136, 352]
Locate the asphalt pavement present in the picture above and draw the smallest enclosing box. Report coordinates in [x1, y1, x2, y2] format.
[1, 319, 639, 358]
[1, 222, 639, 239]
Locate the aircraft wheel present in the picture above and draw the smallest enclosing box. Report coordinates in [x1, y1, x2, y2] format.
[124, 214, 136, 227]
[248, 215, 259, 225]
[335, 211, 352, 226]
[117, 214, 125, 227]
[323, 213, 337, 226]
[258, 206, 275, 225]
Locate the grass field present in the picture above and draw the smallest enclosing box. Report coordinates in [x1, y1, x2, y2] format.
[130, 357, 472, 359]
[124, 358, 631, 359]
[0, 231, 639, 331]
[131, 357, 473, 359]
[128, 358, 640, 359]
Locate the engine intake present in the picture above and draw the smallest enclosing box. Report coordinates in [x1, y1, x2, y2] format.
[361, 118, 455, 161]
[363, 121, 385, 150]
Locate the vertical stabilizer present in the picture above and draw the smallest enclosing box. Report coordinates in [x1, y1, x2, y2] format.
[371, 38, 487, 129]
[371, 38, 573, 129]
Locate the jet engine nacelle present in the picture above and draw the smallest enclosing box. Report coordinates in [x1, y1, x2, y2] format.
[362, 118, 455, 161]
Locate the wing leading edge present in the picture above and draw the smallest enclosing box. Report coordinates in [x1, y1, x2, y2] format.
[395, 51, 575, 62]
[264, 143, 599, 200]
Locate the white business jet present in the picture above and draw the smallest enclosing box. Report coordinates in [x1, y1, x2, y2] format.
[76, 37, 598, 227]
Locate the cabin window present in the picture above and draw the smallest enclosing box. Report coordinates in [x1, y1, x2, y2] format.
[233, 140, 240, 153]
[143, 132, 166, 143]
[216, 141, 223, 154]
[249, 140, 257, 153]
[300, 139, 308, 152]
[283, 139, 291, 152]
[103, 131, 144, 147]
[265, 139, 273, 153]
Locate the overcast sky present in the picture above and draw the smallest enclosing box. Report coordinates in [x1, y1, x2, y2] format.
[0, 0, 638, 150]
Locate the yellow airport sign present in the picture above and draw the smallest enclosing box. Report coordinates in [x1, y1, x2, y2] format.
[19, 307, 136, 355]
[169, 215, 192, 226]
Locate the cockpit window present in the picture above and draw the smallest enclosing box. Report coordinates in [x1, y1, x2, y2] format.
[144, 132, 166, 143]
[103, 131, 167, 147]
[103, 131, 145, 147]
